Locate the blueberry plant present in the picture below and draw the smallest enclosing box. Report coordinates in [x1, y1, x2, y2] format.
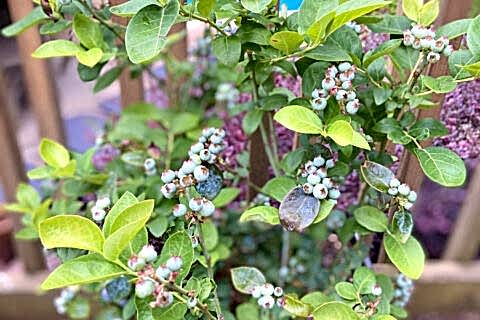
[3, 0, 480, 319]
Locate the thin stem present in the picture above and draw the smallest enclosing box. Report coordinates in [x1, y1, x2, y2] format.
[197, 223, 223, 318]
[265, 45, 316, 64]
[166, 132, 175, 170]
[179, 7, 228, 36]
[267, 112, 281, 171]
[406, 53, 424, 87]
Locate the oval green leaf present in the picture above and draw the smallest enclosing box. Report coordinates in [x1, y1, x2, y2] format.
[312, 301, 359, 320]
[353, 206, 388, 232]
[384, 234, 425, 280]
[274, 105, 324, 135]
[231, 266, 266, 294]
[240, 206, 280, 225]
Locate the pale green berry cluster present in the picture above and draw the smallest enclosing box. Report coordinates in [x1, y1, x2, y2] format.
[300, 156, 341, 202]
[90, 196, 110, 222]
[387, 178, 417, 211]
[403, 24, 453, 63]
[249, 283, 285, 309]
[393, 274, 414, 307]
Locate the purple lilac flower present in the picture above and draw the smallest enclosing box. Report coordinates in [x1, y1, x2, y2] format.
[92, 144, 120, 171]
[434, 79, 480, 160]
[337, 171, 361, 211]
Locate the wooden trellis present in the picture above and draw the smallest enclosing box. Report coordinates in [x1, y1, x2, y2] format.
[0, 0, 479, 318]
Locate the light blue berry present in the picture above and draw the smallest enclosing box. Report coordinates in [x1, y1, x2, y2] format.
[302, 183, 314, 194]
[325, 159, 335, 169]
[155, 264, 171, 280]
[161, 183, 176, 199]
[312, 97, 328, 111]
[342, 80, 352, 90]
[189, 198, 203, 211]
[322, 77, 336, 90]
[187, 297, 197, 308]
[346, 91, 356, 101]
[138, 245, 157, 263]
[389, 178, 401, 188]
[313, 156, 325, 167]
[200, 149, 211, 161]
[214, 128, 226, 138]
[166, 256, 183, 271]
[190, 154, 202, 165]
[338, 62, 352, 72]
[181, 160, 197, 174]
[398, 184, 411, 196]
[260, 283, 274, 296]
[200, 199, 215, 217]
[317, 167, 328, 178]
[172, 204, 187, 217]
[388, 187, 399, 196]
[258, 295, 275, 309]
[250, 286, 262, 298]
[403, 202, 414, 210]
[346, 100, 360, 114]
[210, 134, 223, 144]
[135, 279, 155, 299]
[307, 173, 321, 185]
[144, 158, 156, 171]
[322, 178, 333, 189]
[335, 89, 348, 101]
[128, 255, 146, 271]
[202, 127, 215, 138]
[443, 44, 453, 56]
[194, 165, 209, 182]
[313, 184, 328, 199]
[191, 142, 204, 154]
[161, 170, 176, 183]
[407, 191, 417, 202]
[328, 188, 341, 199]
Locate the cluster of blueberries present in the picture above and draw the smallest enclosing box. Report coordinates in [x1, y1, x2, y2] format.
[249, 283, 285, 310]
[403, 24, 453, 63]
[172, 197, 216, 218]
[90, 196, 111, 222]
[311, 62, 360, 115]
[160, 128, 226, 199]
[127, 245, 188, 308]
[300, 156, 341, 202]
[393, 274, 414, 308]
[215, 83, 240, 109]
[387, 178, 417, 211]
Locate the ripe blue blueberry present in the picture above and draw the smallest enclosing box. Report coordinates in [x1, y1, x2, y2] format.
[172, 204, 188, 217]
[189, 198, 203, 212]
[209, 143, 224, 155]
[161, 170, 176, 183]
[200, 199, 215, 217]
[313, 156, 325, 167]
[105, 277, 132, 303]
[313, 184, 328, 199]
[155, 264, 171, 280]
[196, 165, 223, 199]
[181, 160, 197, 174]
[338, 62, 352, 72]
[202, 127, 215, 138]
[210, 134, 223, 144]
[307, 173, 321, 185]
[135, 279, 155, 299]
[328, 188, 341, 200]
[335, 89, 348, 101]
[194, 165, 210, 182]
[166, 256, 183, 271]
[190, 142, 204, 154]
[200, 149, 211, 161]
[138, 245, 158, 262]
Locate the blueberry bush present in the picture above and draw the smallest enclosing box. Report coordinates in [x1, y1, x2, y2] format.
[3, 0, 480, 319]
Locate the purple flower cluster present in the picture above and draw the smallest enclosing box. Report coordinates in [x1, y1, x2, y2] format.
[273, 73, 302, 97]
[92, 144, 120, 171]
[361, 31, 390, 52]
[434, 79, 480, 160]
[337, 171, 361, 211]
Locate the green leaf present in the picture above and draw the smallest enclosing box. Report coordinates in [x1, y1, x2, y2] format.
[270, 31, 304, 54]
[152, 301, 187, 319]
[467, 16, 480, 58]
[110, 0, 159, 17]
[410, 118, 448, 138]
[242, 109, 264, 135]
[368, 15, 411, 35]
[40, 20, 72, 35]
[236, 23, 272, 46]
[1, 6, 48, 37]
[236, 303, 260, 320]
[157, 231, 194, 283]
[213, 188, 241, 207]
[384, 234, 425, 279]
[328, 0, 390, 35]
[360, 161, 395, 193]
[281, 148, 306, 174]
[353, 206, 388, 232]
[15, 227, 39, 240]
[335, 282, 357, 300]
[392, 211, 413, 243]
[103, 191, 138, 236]
[168, 112, 200, 134]
[283, 294, 311, 317]
[32, 40, 82, 59]
[147, 216, 168, 237]
[448, 50, 476, 79]
[94, 66, 123, 93]
[312, 301, 359, 320]
[353, 266, 376, 294]
[27, 166, 54, 180]
[422, 75, 456, 93]
[352, 131, 371, 150]
[418, 0, 439, 26]
[15, 183, 40, 209]
[402, 0, 423, 22]
[312, 199, 336, 224]
[41, 254, 125, 290]
[306, 12, 336, 44]
[73, 14, 104, 49]
[39, 138, 70, 168]
[240, 0, 271, 13]
[103, 200, 154, 260]
[302, 292, 333, 308]
[76, 48, 103, 68]
[326, 120, 354, 147]
[305, 40, 352, 62]
[461, 61, 480, 77]
[198, 0, 215, 17]
[414, 146, 466, 187]
[67, 296, 90, 319]
[363, 39, 402, 67]
[274, 105, 324, 134]
[39, 215, 104, 253]
[437, 19, 472, 39]
[231, 266, 266, 294]
[262, 177, 297, 202]
[297, 0, 338, 34]
[212, 36, 241, 66]
[200, 220, 218, 250]
[125, 2, 179, 64]
[239, 206, 280, 225]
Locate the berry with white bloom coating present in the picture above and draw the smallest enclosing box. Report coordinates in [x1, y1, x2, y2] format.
[328, 188, 341, 200]
[161, 183, 176, 199]
[342, 80, 353, 90]
[172, 204, 188, 217]
[443, 44, 453, 56]
[322, 77, 336, 90]
[346, 99, 360, 114]
[325, 159, 335, 169]
[372, 284, 383, 296]
[258, 295, 275, 309]
[152, 291, 174, 308]
[189, 198, 203, 212]
[187, 297, 197, 308]
[404, 202, 414, 210]
[135, 279, 155, 298]
[202, 127, 215, 138]
[260, 283, 275, 296]
[427, 51, 441, 63]
[91, 206, 106, 222]
[317, 167, 328, 178]
[214, 128, 226, 138]
[398, 184, 411, 196]
[312, 88, 328, 99]
[335, 89, 348, 101]
[273, 287, 284, 297]
[325, 65, 338, 77]
[432, 39, 445, 52]
[166, 256, 183, 271]
[190, 154, 202, 165]
[389, 178, 401, 188]
[251, 286, 262, 298]
[307, 173, 321, 185]
[303, 183, 314, 194]
[403, 30, 414, 46]
[313, 156, 325, 167]
[138, 245, 158, 262]
[161, 170, 176, 183]
[407, 191, 417, 202]
[194, 165, 210, 182]
[190, 142, 204, 154]
[128, 255, 146, 271]
[155, 264, 171, 280]
[144, 158, 156, 171]
[210, 134, 223, 144]
[338, 62, 352, 72]
[412, 38, 421, 50]
[347, 91, 356, 101]
[312, 98, 328, 111]
[388, 187, 399, 196]
[322, 178, 333, 189]
[313, 184, 328, 199]
[200, 199, 216, 217]
[199, 149, 211, 161]
[181, 160, 197, 174]
[96, 196, 111, 209]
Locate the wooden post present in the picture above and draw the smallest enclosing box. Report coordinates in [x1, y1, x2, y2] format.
[248, 117, 273, 200]
[0, 67, 45, 272]
[398, 0, 473, 191]
[6, 0, 64, 143]
[443, 164, 480, 261]
[110, 0, 145, 108]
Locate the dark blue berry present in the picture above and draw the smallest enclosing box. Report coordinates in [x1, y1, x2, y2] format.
[195, 165, 223, 199]
[105, 277, 132, 303]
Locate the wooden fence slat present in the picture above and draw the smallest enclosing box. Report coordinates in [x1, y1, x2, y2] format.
[0, 67, 45, 272]
[6, 0, 64, 143]
[443, 163, 480, 261]
[110, 0, 145, 108]
[398, 0, 473, 191]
